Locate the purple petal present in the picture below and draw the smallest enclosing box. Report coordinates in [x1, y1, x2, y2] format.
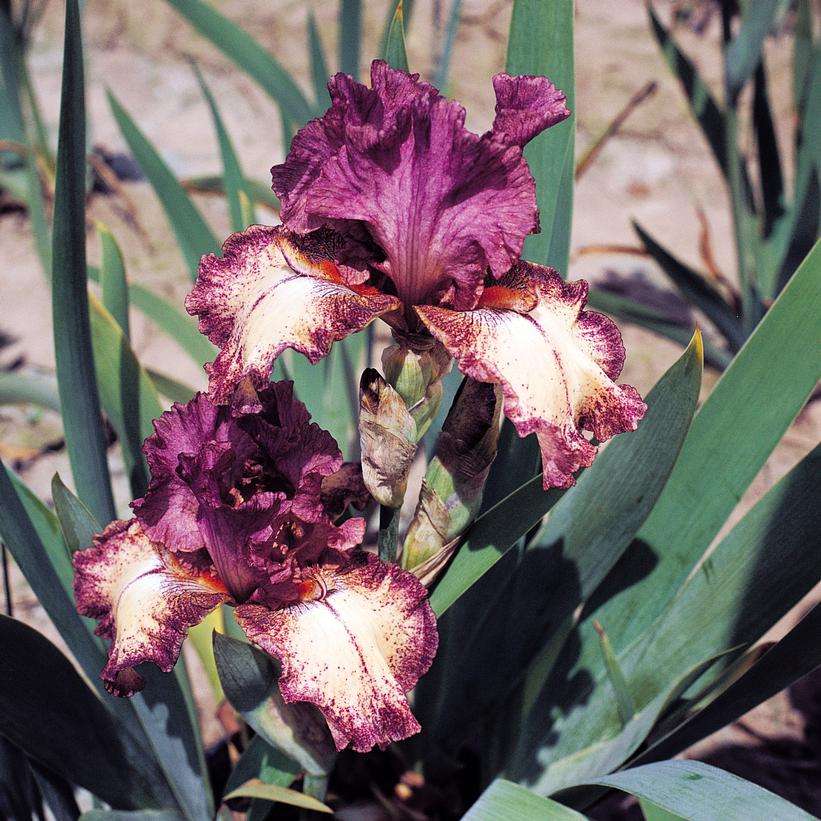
[490, 74, 570, 147]
[134, 384, 362, 602]
[272, 60, 569, 310]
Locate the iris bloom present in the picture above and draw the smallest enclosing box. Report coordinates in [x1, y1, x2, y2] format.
[187, 60, 646, 489]
[73, 383, 437, 752]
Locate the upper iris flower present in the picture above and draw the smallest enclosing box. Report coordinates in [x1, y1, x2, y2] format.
[73, 383, 437, 752]
[187, 61, 646, 489]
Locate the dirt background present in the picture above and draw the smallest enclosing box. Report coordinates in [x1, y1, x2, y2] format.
[1, 0, 819, 816]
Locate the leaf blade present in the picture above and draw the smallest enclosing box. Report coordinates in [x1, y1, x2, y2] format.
[51, 0, 115, 524]
[164, 0, 313, 125]
[107, 90, 220, 278]
[383, 2, 409, 72]
[586, 761, 814, 821]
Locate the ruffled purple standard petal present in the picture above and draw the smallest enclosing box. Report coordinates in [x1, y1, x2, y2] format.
[417, 262, 647, 490]
[133, 392, 253, 562]
[73, 520, 229, 696]
[236, 551, 438, 753]
[187, 224, 399, 404]
[272, 60, 570, 310]
[490, 74, 569, 147]
[134, 383, 362, 602]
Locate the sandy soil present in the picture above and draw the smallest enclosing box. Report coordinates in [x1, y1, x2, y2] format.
[1, 0, 818, 814]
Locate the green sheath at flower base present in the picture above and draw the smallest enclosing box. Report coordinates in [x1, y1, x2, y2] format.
[402, 379, 503, 584]
[382, 336, 452, 439]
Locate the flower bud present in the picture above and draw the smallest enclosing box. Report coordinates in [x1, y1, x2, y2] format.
[382, 335, 452, 439]
[402, 379, 502, 581]
[359, 368, 417, 508]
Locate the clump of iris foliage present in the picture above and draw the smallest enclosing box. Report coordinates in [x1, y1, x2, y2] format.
[0, 1, 819, 820]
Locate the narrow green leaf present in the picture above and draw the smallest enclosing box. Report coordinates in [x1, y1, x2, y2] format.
[223, 736, 299, 796]
[194, 65, 250, 233]
[626, 443, 821, 709]
[760, 54, 821, 292]
[463, 780, 587, 821]
[223, 780, 331, 814]
[528, 443, 821, 785]
[88, 264, 214, 369]
[52, 0, 115, 524]
[0, 615, 159, 809]
[307, 13, 330, 111]
[107, 90, 220, 278]
[430, 331, 702, 618]
[639, 801, 684, 821]
[129, 284, 216, 365]
[187, 611, 224, 700]
[383, 2, 409, 72]
[184, 174, 279, 210]
[51, 472, 100, 553]
[579, 238, 821, 671]
[213, 633, 335, 777]
[280, 109, 294, 155]
[339, 0, 361, 77]
[647, 4, 727, 177]
[507, 0, 574, 272]
[528, 650, 736, 794]
[793, 0, 813, 111]
[594, 620, 635, 727]
[0, 369, 61, 412]
[89, 293, 161, 499]
[632, 602, 821, 767]
[146, 369, 196, 404]
[585, 761, 814, 821]
[633, 221, 746, 350]
[725, 0, 779, 101]
[0, 461, 105, 689]
[98, 223, 130, 341]
[0, 6, 25, 144]
[434, 0, 464, 89]
[752, 62, 784, 241]
[0, 466, 204, 817]
[587, 288, 733, 370]
[164, 0, 313, 125]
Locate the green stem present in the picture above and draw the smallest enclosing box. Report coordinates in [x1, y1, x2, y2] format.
[301, 773, 329, 820]
[378, 504, 401, 563]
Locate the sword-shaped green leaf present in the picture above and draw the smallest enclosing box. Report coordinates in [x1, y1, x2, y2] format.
[108, 90, 221, 278]
[51, 0, 115, 524]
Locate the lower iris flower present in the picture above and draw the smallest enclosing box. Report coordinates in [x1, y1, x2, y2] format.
[73, 383, 437, 753]
[186, 60, 646, 490]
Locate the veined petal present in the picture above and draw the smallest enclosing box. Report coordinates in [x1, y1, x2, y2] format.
[491, 74, 570, 147]
[416, 262, 647, 490]
[73, 520, 229, 696]
[235, 552, 438, 753]
[272, 61, 570, 310]
[187, 225, 399, 404]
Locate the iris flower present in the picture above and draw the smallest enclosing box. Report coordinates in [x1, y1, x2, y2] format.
[73, 383, 438, 752]
[187, 61, 646, 489]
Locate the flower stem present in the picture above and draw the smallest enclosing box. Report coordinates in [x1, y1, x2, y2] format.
[301, 773, 329, 819]
[378, 504, 401, 563]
